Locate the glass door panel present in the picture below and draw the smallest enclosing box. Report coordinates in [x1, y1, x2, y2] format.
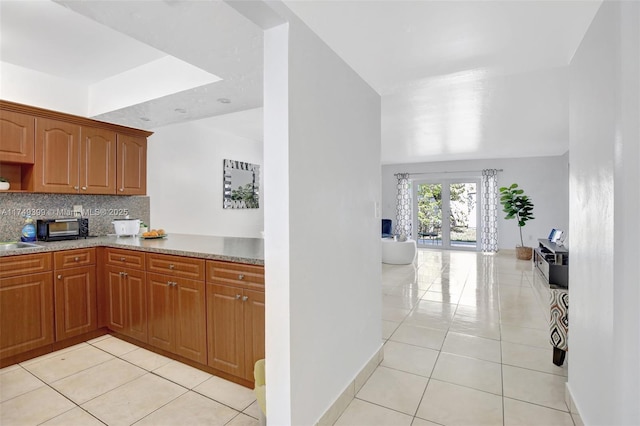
[415, 183, 442, 247]
[448, 182, 478, 249]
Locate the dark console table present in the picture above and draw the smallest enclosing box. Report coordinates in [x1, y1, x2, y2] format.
[533, 239, 569, 287]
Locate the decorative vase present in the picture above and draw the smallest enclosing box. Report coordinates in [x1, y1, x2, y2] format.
[516, 246, 533, 260]
[0, 181, 10, 191]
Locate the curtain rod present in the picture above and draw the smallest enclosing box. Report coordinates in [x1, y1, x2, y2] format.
[395, 169, 503, 176]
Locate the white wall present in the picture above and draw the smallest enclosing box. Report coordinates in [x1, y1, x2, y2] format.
[263, 4, 382, 425]
[0, 61, 87, 115]
[147, 115, 263, 238]
[382, 154, 569, 250]
[568, 1, 639, 424]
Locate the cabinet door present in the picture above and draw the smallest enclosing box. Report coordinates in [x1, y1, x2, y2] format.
[207, 283, 245, 377]
[0, 272, 54, 359]
[80, 127, 116, 194]
[117, 134, 146, 195]
[104, 266, 126, 334]
[147, 273, 174, 352]
[243, 289, 265, 381]
[174, 277, 206, 364]
[54, 265, 97, 341]
[125, 268, 147, 343]
[34, 118, 80, 193]
[0, 110, 34, 163]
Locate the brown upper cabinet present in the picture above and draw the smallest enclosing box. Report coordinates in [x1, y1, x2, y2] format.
[0, 110, 35, 164]
[0, 100, 151, 194]
[117, 134, 147, 195]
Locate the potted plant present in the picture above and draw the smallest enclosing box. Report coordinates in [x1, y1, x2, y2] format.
[499, 183, 535, 260]
[0, 177, 10, 191]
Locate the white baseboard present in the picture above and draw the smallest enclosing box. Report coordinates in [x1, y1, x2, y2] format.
[566, 383, 584, 426]
[315, 345, 384, 426]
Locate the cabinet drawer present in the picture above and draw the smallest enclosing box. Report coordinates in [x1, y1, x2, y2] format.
[54, 248, 96, 269]
[207, 261, 264, 290]
[104, 248, 145, 270]
[0, 253, 52, 279]
[146, 253, 205, 281]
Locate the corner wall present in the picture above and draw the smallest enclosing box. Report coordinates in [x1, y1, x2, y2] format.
[263, 4, 382, 424]
[568, 1, 639, 424]
[382, 154, 569, 250]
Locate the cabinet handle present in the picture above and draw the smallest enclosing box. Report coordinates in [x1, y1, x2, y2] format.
[120, 257, 126, 262]
[169, 264, 175, 270]
[119, 188, 124, 192]
[238, 274, 245, 280]
[242, 296, 248, 302]
[122, 272, 128, 277]
[235, 294, 242, 299]
[74, 186, 79, 190]
[57, 274, 62, 279]
[74, 257, 79, 262]
[167, 281, 172, 286]
[81, 186, 87, 190]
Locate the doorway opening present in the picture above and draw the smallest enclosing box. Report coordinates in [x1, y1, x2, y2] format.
[413, 180, 479, 250]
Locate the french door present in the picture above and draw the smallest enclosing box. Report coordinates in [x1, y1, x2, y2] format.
[412, 180, 480, 250]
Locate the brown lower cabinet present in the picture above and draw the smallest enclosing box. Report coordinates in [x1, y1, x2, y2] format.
[1, 248, 265, 386]
[104, 265, 147, 343]
[54, 248, 97, 341]
[0, 271, 54, 359]
[206, 260, 265, 382]
[147, 273, 207, 364]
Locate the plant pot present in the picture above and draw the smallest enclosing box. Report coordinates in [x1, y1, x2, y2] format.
[0, 182, 10, 191]
[516, 246, 533, 260]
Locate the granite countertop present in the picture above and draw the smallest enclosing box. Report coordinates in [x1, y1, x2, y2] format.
[0, 234, 264, 265]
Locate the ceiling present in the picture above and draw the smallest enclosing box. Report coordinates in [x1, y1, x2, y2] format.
[0, 1, 601, 164]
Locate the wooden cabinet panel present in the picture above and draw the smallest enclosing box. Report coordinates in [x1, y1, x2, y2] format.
[147, 273, 174, 353]
[0, 110, 34, 163]
[54, 248, 96, 269]
[104, 248, 145, 270]
[117, 134, 146, 195]
[243, 289, 265, 382]
[174, 276, 206, 364]
[54, 265, 97, 341]
[80, 127, 116, 194]
[125, 269, 147, 342]
[34, 118, 80, 193]
[104, 265, 147, 342]
[0, 272, 54, 359]
[146, 253, 205, 281]
[207, 261, 264, 291]
[0, 253, 52, 279]
[207, 283, 245, 377]
[206, 260, 265, 381]
[147, 272, 206, 364]
[105, 266, 126, 334]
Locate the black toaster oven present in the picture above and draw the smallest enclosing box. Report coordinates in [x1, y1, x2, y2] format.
[36, 218, 89, 241]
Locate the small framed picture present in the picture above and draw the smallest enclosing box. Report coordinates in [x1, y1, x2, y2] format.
[548, 229, 557, 241]
[551, 229, 563, 243]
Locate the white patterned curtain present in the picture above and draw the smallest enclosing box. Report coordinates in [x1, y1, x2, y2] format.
[395, 173, 412, 238]
[481, 169, 499, 252]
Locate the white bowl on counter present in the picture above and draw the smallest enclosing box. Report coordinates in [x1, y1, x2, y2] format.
[112, 218, 140, 237]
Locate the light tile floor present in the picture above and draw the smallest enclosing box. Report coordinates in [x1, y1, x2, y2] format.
[1, 249, 573, 426]
[0, 335, 260, 426]
[336, 249, 574, 426]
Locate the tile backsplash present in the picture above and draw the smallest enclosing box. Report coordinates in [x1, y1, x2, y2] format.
[0, 193, 150, 241]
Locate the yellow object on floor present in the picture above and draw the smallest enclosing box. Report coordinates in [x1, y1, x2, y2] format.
[254, 359, 266, 419]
